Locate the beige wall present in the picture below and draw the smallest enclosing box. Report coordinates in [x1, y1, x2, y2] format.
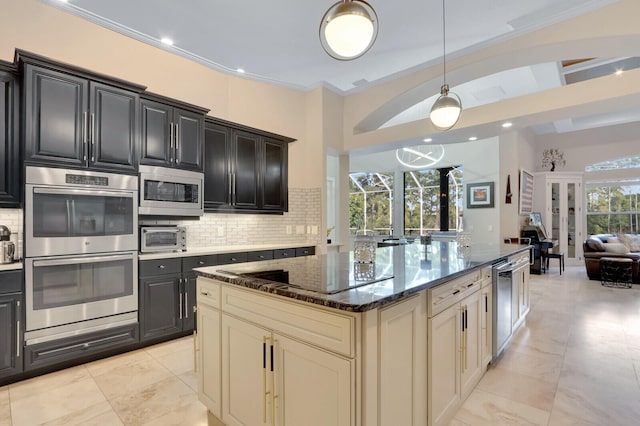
[0, 0, 316, 187]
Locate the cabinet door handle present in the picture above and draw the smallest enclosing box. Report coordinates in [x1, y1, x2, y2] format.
[16, 301, 20, 358]
[82, 112, 88, 161]
[175, 123, 180, 164]
[158, 264, 165, 269]
[169, 122, 175, 163]
[485, 295, 488, 313]
[198, 261, 205, 265]
[230, 257, 237, 262]
[90, 113, 95, 162]
[271, 339, 278, 426]
[184, 287, 189, 319]
[200, 291, 210, 296]
[232, 173, 236, 204]
[179, 291, 183, 319]
[263, 336, 269, 424]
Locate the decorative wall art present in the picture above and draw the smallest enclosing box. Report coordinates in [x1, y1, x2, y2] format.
[519, 169, 534, 215]
[467, 182, 494, 208]
[542, 148, 566, 171]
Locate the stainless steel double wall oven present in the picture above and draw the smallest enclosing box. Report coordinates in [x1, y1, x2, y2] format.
[24, 166, 139, 345]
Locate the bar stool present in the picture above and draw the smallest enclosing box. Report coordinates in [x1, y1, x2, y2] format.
[544, 251, 565, 274]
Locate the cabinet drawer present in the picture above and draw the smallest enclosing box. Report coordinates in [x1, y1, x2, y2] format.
[183, 255, 218, 271]
[427, 271, 481, 317]
[295, 246, 315, 257]
[273, 248, 295, 259]
[222, 286, 355, 357]
[197, 277, 221, 309]
[217, 252, 248, 265]
[0, 270, 23, 294]
[24, 323, 138, 371]
[139, 258, 182, 277]
[247, 250, 273, 262]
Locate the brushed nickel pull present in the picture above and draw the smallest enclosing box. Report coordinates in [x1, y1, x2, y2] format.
[90, 113, 95, 162]
[16, 300, 20, 357]
[179, 292, 183, 319]
[169, 122, 175, 163]
[82, 112, 88, 161]
[158, 264, 165, 269]
[175, 123, 180, 164]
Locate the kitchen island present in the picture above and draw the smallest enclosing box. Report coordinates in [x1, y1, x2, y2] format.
[194, 241, 531, 426]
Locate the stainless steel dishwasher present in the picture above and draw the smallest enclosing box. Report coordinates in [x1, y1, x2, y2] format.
[491, 256, 529, 361]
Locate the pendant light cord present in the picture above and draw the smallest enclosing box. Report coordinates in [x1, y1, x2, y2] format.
[442, 0, 447, 85]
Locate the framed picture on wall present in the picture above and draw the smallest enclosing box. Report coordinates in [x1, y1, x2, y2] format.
[467, 182, 494, 208]
[519, 169, 534, 215]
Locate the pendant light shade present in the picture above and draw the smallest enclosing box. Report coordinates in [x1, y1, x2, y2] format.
[320, 0, 378, 61]
[429, 0, 462, 131]
[430, 84, 462, 130]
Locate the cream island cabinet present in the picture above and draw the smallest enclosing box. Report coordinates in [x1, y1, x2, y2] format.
[194, 243, 531, 426]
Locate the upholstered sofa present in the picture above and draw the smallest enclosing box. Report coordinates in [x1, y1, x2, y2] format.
[583, 234, 640, 283]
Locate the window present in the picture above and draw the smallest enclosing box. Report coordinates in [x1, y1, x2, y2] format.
[404, 166, 463, 236]
[586, 183, 640, 234]
[349, 173, 394, 235]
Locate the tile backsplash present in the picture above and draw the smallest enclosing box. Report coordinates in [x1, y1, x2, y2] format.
[144, 187, 322, 248]
[0, 208, 23, 259]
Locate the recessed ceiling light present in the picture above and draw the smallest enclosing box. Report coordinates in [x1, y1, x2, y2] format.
[615, 69, 623, 76]
[236, 68, 246, 74]
[423, 138, 433, 142]
[468, 136, 477, 141]
[501, 122, 513, 128]
[160, 37, 174, 46]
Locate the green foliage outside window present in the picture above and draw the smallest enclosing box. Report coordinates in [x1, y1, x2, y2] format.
[586, 184, 640, 234]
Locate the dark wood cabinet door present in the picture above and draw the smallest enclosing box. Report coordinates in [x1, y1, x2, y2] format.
[0, 292, 23, 379]
[175, 108, 204, 172]
[0, 70, 20, 207]
[262, 138, 288, 211]
[232, 130, 260, 209]
[24, 65, 88, 167]
[89, 82, 138, 172]
[139, 99, 172, 167]
[204, 121, 231, 209]
[183, 275, 197, 332]
[139, 275, 182, 341]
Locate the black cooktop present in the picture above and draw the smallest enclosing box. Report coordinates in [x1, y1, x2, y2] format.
[219, 252, 393, 294]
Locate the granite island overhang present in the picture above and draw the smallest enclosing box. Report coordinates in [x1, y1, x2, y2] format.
[194, 241, 532, 312]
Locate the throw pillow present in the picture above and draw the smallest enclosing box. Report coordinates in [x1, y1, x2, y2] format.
[586, 236, 606, 251]
[616, 234, 640, 252]
[607, 236, 620, 244]
[621, 234, 640, 252]
[603, 242, 629, 254]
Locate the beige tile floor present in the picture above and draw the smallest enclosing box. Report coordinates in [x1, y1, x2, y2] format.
[1, 265, 639, 425]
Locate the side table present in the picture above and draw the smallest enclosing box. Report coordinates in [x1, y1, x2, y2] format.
[600, 257, 633, 288]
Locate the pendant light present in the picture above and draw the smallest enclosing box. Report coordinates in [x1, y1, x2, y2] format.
[430, 0, 462, 130]
[319, 0, 379, 61]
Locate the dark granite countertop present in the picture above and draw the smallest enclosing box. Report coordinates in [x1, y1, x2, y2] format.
[194, 241, 531, 312]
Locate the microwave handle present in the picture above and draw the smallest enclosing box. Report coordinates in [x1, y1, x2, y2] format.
[33, 253, 135, 267]
[33, 187, 135, 198]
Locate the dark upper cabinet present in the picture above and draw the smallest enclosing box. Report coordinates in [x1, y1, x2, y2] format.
[20, 56, 143, 173]
[24, 65, 88, 168]
[262, 138, 287, 211]
[204, 122, 231, 208]
[0, 64, 21, 207]
[204, 117, 293, 214]
[233, 130, 260, 209]
[89, 82, 138, 170]
[139, 94, 207, 173]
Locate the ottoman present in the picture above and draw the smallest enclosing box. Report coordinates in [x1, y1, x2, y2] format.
[600, 257, 633, 288]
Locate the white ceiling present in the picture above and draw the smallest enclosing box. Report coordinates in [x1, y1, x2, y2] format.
[43, 0, 636, 139]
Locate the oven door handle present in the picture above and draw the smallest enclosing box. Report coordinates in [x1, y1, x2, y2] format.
[33, 187, 135, 198]
[33, 253, 135, 267]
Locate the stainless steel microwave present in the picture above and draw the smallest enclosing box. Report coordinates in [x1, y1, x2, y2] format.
[140, 226, 187, 253]
[139, 165, 203, 216]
